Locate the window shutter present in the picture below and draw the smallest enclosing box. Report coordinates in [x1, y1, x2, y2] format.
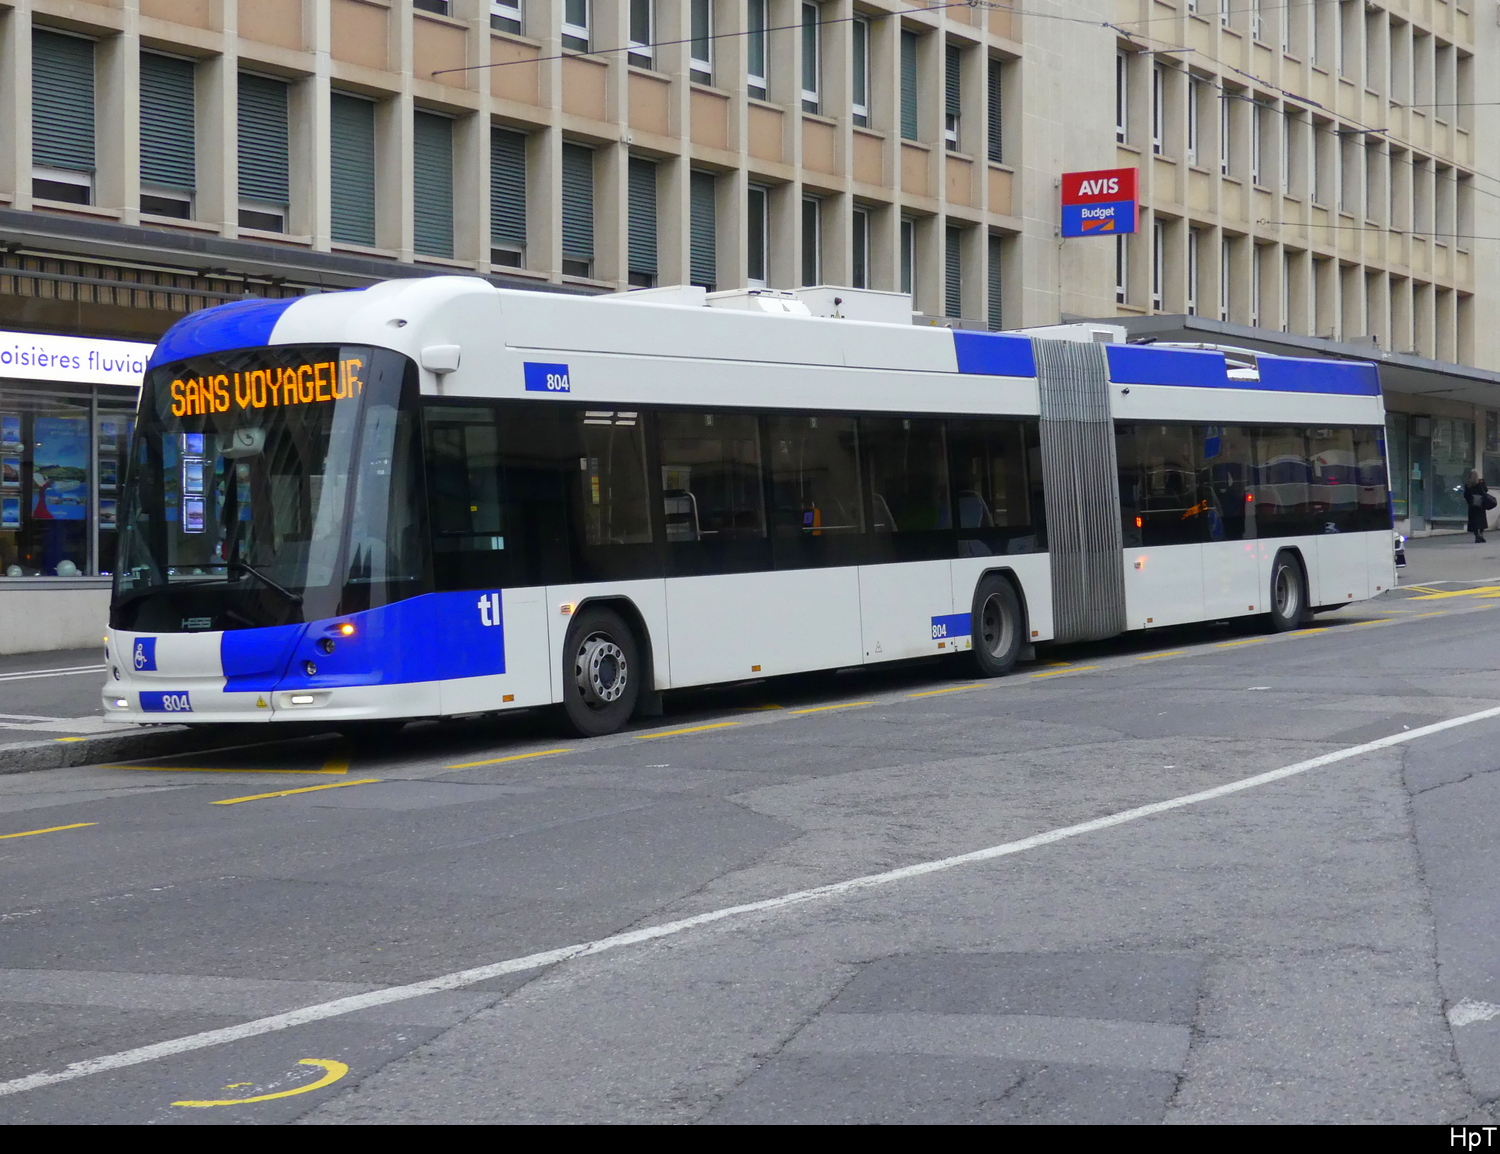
[490, 128, 527, 248]
[900, 31, 918, 140]
[628, 157, 658, 277]
[32, 31, 95, 173]
[330, 93, 376, 246]
[690, 171, 716, 290]
[561, 143, 595, 261]
[945, 45, 961, 122]
[945, 228, 962, 318]
[987, 235, 1004, 330]
[987, 59, 1003, 164]
[413, 111, 454, 258]
[237, 73, 289, 206]
[140, 54, 195, 190]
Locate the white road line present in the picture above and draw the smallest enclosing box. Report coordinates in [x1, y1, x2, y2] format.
[0, 665, 106, 683]
[3, 701, 1500, 1100]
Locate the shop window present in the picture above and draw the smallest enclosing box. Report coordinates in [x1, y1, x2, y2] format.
[0, 388, 136, 578]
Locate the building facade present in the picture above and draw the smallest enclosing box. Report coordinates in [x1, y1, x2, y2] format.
[0, 0, 1493, 651]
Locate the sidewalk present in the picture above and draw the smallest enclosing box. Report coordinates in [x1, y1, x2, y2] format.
[1398, 531, 1500, 588]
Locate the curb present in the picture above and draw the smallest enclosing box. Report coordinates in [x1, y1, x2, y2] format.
[0, 724, 273, 775]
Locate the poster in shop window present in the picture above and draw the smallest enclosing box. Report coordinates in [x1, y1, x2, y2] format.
[97, 457, 118, 492]
[1, 495, 19, 529]
[0, 457, 18, 488]
[31, 416, 88, 522]
[0, 414, 19, 451]
[99, 498, 117, 530]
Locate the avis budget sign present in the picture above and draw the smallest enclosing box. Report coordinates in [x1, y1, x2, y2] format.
[1060, 168, 1139, 237]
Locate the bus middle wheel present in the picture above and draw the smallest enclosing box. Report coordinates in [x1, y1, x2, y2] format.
[561, 606, 641, 737]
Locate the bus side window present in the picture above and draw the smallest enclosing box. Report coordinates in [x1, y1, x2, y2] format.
[423, 405, 505, 590]
[1352, 426, 1392, 531]
[861, 417, 950, 533]
[1200, 424, 1255, 542]
[1116, 423, 1210, 547]
[656, 411, 765, 541]
[579, 410, 653, 546]
[767, 414, 863, 537]
[948, 418, 1038, 555]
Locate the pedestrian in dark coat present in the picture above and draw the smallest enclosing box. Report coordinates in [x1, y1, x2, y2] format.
[1463, 469, 1489, 544]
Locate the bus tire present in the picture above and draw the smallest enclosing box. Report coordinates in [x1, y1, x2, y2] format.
[561, 605, 640, 737]
[1267, 552, 1309, 632]
[969, 576, 1023, 677]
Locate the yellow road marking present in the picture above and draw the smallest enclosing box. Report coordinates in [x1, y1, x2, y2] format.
[0, 822, 96, 841]
[173, 1059, 349, 1107]
[908, 684, 986, 697]
[1352, 618, 1395, 626]
[1288, 628, 1327, 637]
[53, 737, 85, 743]
[633, 722, 740, 740]
[1031, 665, 1101, 678]
[212, 779, 381, 806]
[1038, 660, 1071, 667]
[320, 751, 350, 774]
[1215, 638, 1264, 648]
[734, 703, 783, 711]
[446, 747, 573, 770]
[1135, 651, 1185, 660]
[1409, 585, 1500, 600]
[1412, 611, 1448, 618]
[789, 701, 876, 714]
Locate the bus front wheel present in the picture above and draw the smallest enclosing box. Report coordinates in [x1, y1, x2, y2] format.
[969, 576, 1023, 677]
[561, 606, 641, 737]
[1267, 553, 1309, 632]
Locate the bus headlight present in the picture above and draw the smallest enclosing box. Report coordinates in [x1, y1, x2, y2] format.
[317, 638, 336, 655]
[109, 697, 128, 709]
[303, 660, 317, 676]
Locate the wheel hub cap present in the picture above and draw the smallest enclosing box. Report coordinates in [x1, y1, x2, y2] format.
[576, 634, 627, 707]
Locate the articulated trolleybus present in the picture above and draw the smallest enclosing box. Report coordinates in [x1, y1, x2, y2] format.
[105, 277, 1394, 737]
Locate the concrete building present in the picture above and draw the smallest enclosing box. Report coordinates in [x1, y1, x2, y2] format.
[0, 0, 1493, 652]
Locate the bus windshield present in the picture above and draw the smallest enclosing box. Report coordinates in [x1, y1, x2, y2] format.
[111, 344, 427, 633]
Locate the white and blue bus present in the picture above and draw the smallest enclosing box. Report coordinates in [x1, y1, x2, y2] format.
[104, 277, 1394, 736]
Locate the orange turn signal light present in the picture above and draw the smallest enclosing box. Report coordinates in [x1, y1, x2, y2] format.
[338, 623, 355, 636]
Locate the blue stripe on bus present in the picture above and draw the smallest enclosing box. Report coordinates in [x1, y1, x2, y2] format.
[148, 297, 301, 369]
[220, 590, 506, 693]
[952, 330, 1038, 378]
[1257, 355, 1381, 396]
[1105, 344, 1228, 388]
[930, 613, 971, 641]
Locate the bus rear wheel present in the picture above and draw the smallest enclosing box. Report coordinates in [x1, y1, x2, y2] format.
[561, 606, 640, 737]
[1267, 552, 1309, 632]
[969, 576, 1023, 677]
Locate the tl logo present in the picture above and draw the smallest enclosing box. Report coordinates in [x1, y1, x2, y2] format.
[476, 592, 503, 628]
[133, 637, 157, 671]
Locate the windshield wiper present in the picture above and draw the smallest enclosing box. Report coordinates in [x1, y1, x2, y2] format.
[228, 559, 304, 605]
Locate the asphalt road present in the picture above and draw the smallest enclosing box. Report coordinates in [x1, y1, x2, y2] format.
[1, 579, 1499, 1124]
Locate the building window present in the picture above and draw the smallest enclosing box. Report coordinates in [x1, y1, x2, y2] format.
[1220, 237, 1231, 321]
[748, 0, 768, 100]
[690, 170, 717, 291]
[413, 111, 454, 259]
[1251, 245, 1262, 327]
[1115, 50, 1128, 144]
[901, 31, 919, 141]
[140, 53, 196, 219]
[900, 218, 914, 296]
[1252, 0, 1265, 42]
[945, 44, 962, 151]
[628, 156, 658, 288]
[1282, 253, 1292, 332]
[490, 126, 527, 267]
[801, 4, 821, 114]
[1250, 103, 1262, 185]
[852, 207, 869, 289]
[851, 17, 870, 127]
[802, 196, 821, 285]
[562, 0, 590, 52]
[747, 185, 769, 287]
[1115, 234, 1128, 304]
[628, 0, 653, 68]
[987, 234, 1005, 331]
[32, 31, 96, 205]
[330, 93, 377, 247]
[414, 0, 449, 13]
[944, 227, 963, 318]
[237, 73, 289, 232]
[490, 1, 522, 34]
[1186, 76, 1201, 167]
[1151, 63, 1164, 155]
[561, 142, 594, 277]
[1220, 89, 1232, 175]
[690, 0, 713, 84]
[1151, 218, 1164, 310]
[1187, 228, 1200, 316]
[1281, 112, 1293, 194]
[0, 380, 140, 579]
[987, 59, 1004, 163]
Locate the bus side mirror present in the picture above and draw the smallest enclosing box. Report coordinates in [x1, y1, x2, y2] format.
[421, 345, 462, 374]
